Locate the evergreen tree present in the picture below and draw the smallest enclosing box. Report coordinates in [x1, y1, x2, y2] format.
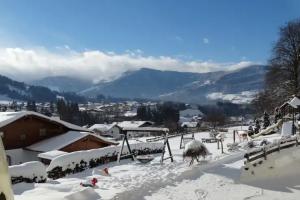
[26, 100, 37, 112]
[50, 101, 55, 114]
[137, 106, 147, 120]
[263, 111, 270, 129]
[254, 119, 261, 134]
[248, 125, 254, 136]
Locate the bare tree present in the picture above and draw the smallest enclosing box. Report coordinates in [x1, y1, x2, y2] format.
[251, 91, 277, 116]
[253, 19, 300, 111]
[267, 19, 300, 99]
[204, 107, 226, 129]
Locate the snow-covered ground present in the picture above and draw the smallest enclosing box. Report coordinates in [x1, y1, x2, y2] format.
[12, 130, 300, 200]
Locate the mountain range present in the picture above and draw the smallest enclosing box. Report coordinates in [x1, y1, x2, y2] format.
[30, 76, 93, 93]
[0, 75, 86, 103]
[31, 65, 268, 104]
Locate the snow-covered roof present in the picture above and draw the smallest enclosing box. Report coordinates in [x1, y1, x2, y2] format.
[26, 131, 118, 152]
[288, 97, 300, 108]
[89, 123, 117, 132]
[121, 127, 169, 132]
[123, 111, 137, 117]
[38, 150, 68, 160]
[117, 121, 153, 128]
[0, 111, 91, 132]
[181, 122, 199, 128]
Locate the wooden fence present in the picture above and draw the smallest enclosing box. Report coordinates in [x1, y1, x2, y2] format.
[244, 137, 299, 163]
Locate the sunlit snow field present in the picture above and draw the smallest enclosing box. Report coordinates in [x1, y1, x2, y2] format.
[13, 129, 300, 200]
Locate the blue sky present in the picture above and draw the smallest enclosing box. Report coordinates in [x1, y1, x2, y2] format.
[0, 0, 299, 81]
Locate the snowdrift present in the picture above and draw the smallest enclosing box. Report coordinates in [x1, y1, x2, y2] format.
[9, 161, 47, 184]
[64, 188, 101, 200]
[241, 136, 300, 182]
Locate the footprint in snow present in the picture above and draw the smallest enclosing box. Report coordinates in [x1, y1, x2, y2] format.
[194, 189, 208, 200]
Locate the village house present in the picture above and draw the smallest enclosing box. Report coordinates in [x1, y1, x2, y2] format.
[179, 108, 204, 123]
[88, 120, 154, 139]
[0, 111, 118, 165]
[117, 121, 154, 138]
[89, 122, 120, 139]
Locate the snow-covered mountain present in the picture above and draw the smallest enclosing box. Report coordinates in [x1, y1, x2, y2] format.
[0, 75, 86, 103]
[31, 76, 93, 93]
[79, 65, 267, 104]
[79, 68, 226, 100]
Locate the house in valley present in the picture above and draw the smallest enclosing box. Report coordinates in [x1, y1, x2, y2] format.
[89, 121, 154, 139]
[181, 121, 201, 132]
[89, 123, 121, 139]
[179, 108, 203, 123]
[116, 121, 154, 138]
[0, 111, 118, 165]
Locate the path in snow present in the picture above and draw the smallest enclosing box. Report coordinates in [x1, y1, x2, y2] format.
[112, 152, 244, 200]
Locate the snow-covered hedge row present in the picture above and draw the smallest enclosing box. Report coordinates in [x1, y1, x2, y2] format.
[9, 161, 47, 184]
[47, 142, 164, 179]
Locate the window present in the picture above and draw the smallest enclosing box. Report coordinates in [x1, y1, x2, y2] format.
[39, 129, 47, 137]
[20, 134, 26, 140]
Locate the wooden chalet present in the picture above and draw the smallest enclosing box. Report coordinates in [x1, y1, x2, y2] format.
[0, 111, 118, 165]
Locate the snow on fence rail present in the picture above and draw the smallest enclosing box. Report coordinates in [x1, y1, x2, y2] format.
[146, 132, 189, 142]
[47, 142, 164, 179]
[244, 136, 299, 163]
[9, 161, 47, 184]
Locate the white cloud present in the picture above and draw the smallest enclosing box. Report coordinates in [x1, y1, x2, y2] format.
[203, 38, 209, 44]
[174, 36, 183, 42]
[0, 46, 258, 83]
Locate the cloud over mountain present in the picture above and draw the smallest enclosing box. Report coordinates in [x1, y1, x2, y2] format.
[0, 46, 258, 83]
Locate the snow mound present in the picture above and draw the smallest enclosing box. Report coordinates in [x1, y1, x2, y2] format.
[64, 188, 101, 200]
[9, 161, 47, 183]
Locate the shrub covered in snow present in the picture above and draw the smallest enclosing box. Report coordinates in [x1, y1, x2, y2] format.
[183, 140, 210, 165]
[47, 142, 164, 179]
[9, 161, 47, 184]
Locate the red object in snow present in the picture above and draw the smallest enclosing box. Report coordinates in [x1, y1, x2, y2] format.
[91, 178, 98, 186]
[80, 177, 98, 187]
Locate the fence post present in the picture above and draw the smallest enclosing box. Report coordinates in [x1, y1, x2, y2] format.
[263, 148, 267, 160]
[233, 130, 236, 143]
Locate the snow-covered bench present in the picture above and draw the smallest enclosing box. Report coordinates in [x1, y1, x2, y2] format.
[201, 138, 218, 143]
